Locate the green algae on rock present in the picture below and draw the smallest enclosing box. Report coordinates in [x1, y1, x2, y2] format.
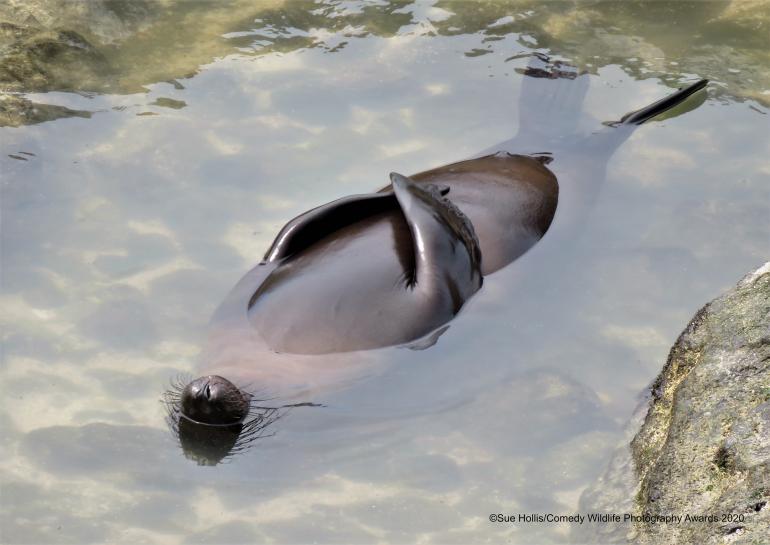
[2, 0, 769, 119]
[0, 93, 91, 127]
[150, 97, 186, 110]
[577, 262, 770, 544]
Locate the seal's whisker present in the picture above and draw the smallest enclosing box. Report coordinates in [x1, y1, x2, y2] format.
[162, 373, 321, 464]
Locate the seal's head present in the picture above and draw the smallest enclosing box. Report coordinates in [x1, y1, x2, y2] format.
[180, 375, 249, 425]
[163, 375, 280, 465]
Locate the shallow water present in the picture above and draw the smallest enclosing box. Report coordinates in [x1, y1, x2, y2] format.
[1, 1, 768, 544]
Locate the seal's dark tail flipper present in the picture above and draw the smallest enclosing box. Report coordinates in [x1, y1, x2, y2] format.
[389, 173, 482, 306]
[613, 79, 709, 125]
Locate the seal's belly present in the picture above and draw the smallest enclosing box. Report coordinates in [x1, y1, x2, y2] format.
[249, 155, 558, 355]
[248, 211, 435, 354]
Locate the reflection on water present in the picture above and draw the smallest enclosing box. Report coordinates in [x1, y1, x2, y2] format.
[1, 1, 768, 543]
[2, 0, 769, 126]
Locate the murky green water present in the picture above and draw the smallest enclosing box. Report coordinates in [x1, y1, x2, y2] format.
[1, 1, 768, 544]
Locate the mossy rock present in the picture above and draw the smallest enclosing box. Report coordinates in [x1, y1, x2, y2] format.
[0, 28, 112, 93]
[577, 262, 770, 544]
[0, 93, 91, 127]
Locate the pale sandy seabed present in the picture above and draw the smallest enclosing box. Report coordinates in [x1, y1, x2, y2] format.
[1, 1, 768, 544]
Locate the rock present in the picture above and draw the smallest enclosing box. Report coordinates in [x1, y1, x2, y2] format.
[2, 0, 769, 130]
[151, 97, 186, 110]
[0, 0, 155, 46]
[0, 7, 114, 126]
[0, 93, 91, 127]
[576, 262, 770, 544]
[0, 26, 113, 94]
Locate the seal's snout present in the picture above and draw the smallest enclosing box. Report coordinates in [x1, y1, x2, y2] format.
[180, 375, 249, 425]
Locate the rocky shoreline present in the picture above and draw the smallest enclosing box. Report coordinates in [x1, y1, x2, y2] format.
[576, 262, 770, 544]
[2, 0, 767, 127]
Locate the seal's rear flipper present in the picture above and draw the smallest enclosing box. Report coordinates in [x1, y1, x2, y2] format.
[581, 78, 710, 157]
[612, 79, 709, 126]
[516, 53, 590, 141]
[390, 172, 482, 310]
[476, 53, 590, 156]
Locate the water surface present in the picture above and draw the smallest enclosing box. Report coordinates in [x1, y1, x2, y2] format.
[1, 1, 768, 544]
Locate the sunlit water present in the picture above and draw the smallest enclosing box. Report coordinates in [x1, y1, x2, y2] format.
[1, 1, 768, 544]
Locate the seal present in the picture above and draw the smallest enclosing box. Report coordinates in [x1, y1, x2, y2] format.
[163, 55, 709, 464]
[248, 161, 557, 355]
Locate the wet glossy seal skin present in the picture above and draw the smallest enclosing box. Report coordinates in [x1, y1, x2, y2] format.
[250, 161, 556, 355]
[164, 55, 709, 464]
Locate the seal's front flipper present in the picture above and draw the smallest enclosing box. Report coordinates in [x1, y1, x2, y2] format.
[264, 192, 397, 262]
[266, 186, 453, 263]
[390, 172, 482, 312]
[405, 325, 450, 351]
